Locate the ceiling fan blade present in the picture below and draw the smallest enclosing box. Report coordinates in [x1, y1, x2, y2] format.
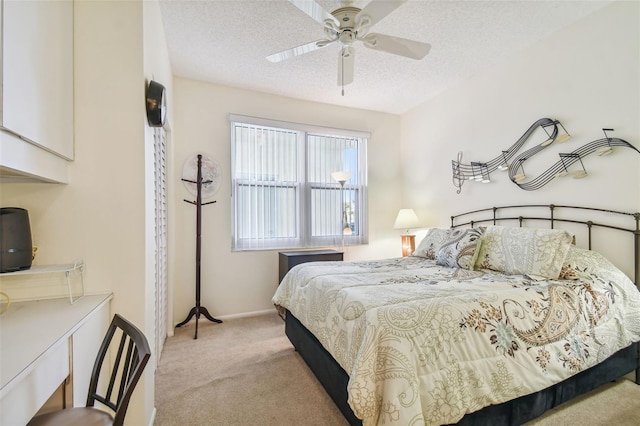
[288, 0, 339, 28]
[361, 33, 431, 60]
[267, 39, 333, 63]
[356, 0, 407, 29]
[337, 47, 354, 87]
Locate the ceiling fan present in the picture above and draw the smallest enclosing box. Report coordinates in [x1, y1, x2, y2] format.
[266, 0, 431, 93]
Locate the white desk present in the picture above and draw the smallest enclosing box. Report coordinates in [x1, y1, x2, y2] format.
[0, 294, 112, 425]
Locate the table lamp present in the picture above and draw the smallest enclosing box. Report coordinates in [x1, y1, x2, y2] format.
[393, 209, 421, 257]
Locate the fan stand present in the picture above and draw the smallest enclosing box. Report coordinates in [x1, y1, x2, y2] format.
[176, 154, 222, 339]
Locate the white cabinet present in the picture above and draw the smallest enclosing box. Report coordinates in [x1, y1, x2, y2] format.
[0, 0, 74, 183]
[0, 338, 70, 425]
[0, 294, 112, 425]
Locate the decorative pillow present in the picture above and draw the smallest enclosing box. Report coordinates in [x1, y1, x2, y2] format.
[558, 245, 621, 282]
[436, 227, 485, 270]
[412, 228, 449, 260]
[473, 226, 573, 279]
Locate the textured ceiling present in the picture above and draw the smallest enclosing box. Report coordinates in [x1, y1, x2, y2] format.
[158, 0, 611, 115]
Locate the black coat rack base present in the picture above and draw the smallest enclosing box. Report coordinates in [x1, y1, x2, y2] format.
[176, 154, 222, 339]
[176, 306, 222, 338]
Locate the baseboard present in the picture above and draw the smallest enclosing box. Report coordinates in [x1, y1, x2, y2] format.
[217, 308, 276, 320]
[172, 308, 277, 327]
[148, 406, 157, 426]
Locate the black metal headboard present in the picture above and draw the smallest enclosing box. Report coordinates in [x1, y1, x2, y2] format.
[450, 204, 640, 285]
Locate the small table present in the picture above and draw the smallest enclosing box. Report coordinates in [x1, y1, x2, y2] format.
[278, 249, 343, 283]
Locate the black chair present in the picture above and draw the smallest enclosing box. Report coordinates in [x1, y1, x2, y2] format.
[28, 314, 151, 426]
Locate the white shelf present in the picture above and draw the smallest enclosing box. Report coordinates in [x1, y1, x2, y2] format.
[2, 260, 83, 276]
[0, 260, 84, 304]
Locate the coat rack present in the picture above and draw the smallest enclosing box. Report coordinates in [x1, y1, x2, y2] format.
[176, 154, 222, 339]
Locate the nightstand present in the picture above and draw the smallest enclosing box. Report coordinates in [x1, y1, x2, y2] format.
[278, 249, 343, 283]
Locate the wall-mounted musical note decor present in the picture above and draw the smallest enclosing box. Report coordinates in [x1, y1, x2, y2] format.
[451, 119, 639, 193]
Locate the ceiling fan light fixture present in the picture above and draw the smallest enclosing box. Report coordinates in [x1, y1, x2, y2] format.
[338, 29, 356, 45]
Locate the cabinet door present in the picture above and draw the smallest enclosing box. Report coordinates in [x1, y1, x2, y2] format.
[0, 340, 69, 425]
[1, 0, 74, 160]
[71, 302, 110, 407]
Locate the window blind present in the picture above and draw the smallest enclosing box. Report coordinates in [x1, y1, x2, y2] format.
[230, 115, 368, 251]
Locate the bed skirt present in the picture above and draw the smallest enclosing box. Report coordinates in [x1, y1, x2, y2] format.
[285, 310, 639, 426]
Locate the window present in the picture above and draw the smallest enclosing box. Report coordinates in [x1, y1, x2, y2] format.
[230, 114, 368, 251]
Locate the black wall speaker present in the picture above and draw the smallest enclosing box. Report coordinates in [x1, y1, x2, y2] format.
[0, 207, 33, 273]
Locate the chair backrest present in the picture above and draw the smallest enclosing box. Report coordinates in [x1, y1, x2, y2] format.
[86, 314, 151, 426]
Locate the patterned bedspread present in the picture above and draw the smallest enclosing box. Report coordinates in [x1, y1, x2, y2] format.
[272, 252, 640, 425]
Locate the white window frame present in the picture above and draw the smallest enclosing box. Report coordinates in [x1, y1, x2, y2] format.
[230, 114, 368, 251]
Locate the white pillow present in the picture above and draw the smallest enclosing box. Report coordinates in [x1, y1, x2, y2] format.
[412, 228, 449, 260]
[474, 226, 572, 279]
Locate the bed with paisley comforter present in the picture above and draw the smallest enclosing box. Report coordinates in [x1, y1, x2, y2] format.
[272, 205, 640, 426]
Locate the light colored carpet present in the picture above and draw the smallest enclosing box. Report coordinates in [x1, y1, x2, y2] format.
[155, 312, 347, 426]
[155, 312, 640, 426]
[525, 378, 640, 426]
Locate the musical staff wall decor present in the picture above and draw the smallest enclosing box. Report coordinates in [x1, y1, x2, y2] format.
[451, 119, 638, 193]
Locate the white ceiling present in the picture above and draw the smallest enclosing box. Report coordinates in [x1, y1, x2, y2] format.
[158, 0, 611, 115]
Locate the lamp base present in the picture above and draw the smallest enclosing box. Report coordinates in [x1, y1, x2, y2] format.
[400, 234, 416, 257]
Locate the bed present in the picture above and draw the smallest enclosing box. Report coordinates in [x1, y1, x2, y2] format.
[272, 204, 640, 426]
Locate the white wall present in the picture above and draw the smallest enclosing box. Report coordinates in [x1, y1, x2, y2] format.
[0, 1, 164, 424]
[171, 78, 402, 320]
[401, 1, 639, 278]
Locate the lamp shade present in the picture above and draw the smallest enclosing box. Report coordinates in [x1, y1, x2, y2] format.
[393, 209, 421, 231]
[331, 171, 352, 184]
